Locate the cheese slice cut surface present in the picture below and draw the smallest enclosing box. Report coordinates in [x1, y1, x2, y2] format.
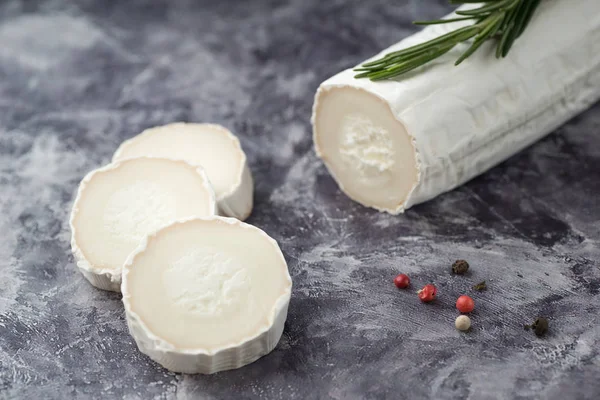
[122, 217, 292, 374]
[313, 0, 600, 213]
[113, 123, 253, 220]
[70, 157, 216, 292]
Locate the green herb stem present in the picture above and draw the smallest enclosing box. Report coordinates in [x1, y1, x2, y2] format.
[354, 0, 541, 81]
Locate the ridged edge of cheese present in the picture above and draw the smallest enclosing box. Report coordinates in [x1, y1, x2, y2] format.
[121, 216, 292, 374]
[113, 123, 254, 220]
[311, 85, 422, 214]
[69, 157, 217, 292]
[216, 162, 254, 221]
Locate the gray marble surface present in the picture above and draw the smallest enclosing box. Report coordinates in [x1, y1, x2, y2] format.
[1, 0, 599, 399]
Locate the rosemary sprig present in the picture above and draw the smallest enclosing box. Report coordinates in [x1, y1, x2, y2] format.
[354, 0, 542, 81]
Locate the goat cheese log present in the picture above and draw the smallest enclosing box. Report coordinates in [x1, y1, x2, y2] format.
[312, 0, 600, 214]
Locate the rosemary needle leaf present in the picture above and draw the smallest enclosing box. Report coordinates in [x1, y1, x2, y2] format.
[517, 0, 541, 37]
[450, 0, 502, 3]
[414, 16, 476, 25]
[501, 0, 537, 57]
[456, 14, 503, 65]
[353, 71, 372, 79]
[496, 2, 519, 58]
[457, 0, 514, 16]
[389, 25, 478, 58]
[455, 36, 487, 66]
[498, 0, 525, 57]
[360, 42, 441, 68]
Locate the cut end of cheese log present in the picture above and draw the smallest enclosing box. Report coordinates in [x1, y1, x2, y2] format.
[313, 86, 419, 213]
[122, 217, 292, 374]
[312, 0, 600, 214]
[113, 123, 254, 220]
[70, 157, 216, 292]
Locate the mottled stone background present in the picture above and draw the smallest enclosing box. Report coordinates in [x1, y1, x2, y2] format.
[1, 0, 599, 399]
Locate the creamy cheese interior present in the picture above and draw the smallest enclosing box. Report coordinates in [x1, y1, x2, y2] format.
[314, 87, 418, 211]
[72, 158, 215, 271]
[125, 218, 291, 350]
[113, 124, 243, 200]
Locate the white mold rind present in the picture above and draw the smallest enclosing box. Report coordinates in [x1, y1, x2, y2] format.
[216, 162, 254, 221]
[121, 217, 292, 374]
[69, 158, 217, 292]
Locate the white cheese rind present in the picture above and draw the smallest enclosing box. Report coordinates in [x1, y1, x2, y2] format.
[121, 217, 292, 374]
[69, 158, 217, 292]
[217, 162, 254, 221]
[113, 123, 254, 220]
[313, 0, 600, 213]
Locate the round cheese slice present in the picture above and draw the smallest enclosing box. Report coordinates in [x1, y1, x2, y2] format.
[70, 157, 216, 292]
[113, 123, 254, 220]
[122, 217, 292, 374]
